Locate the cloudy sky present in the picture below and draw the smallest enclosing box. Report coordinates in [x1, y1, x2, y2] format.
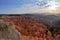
[0, 0, 60, 14]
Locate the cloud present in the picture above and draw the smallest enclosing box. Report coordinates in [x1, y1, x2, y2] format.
[0, 0, 60, 14]
[1, 4, 44, 14]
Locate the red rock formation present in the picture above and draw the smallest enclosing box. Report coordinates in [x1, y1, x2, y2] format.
[2, 16, 53, 40]
[53, 25, 60, 40]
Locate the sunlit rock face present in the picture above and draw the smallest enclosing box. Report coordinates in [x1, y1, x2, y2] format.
[2, 16, 53, 40]
[0, 20, 20, 40]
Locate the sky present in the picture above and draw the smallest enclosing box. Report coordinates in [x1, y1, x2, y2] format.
[0, 0, 60, 14]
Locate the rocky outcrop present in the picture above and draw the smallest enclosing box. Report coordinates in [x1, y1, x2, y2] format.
[53, 20, 60, 40]
[0, 20, 20, 40]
